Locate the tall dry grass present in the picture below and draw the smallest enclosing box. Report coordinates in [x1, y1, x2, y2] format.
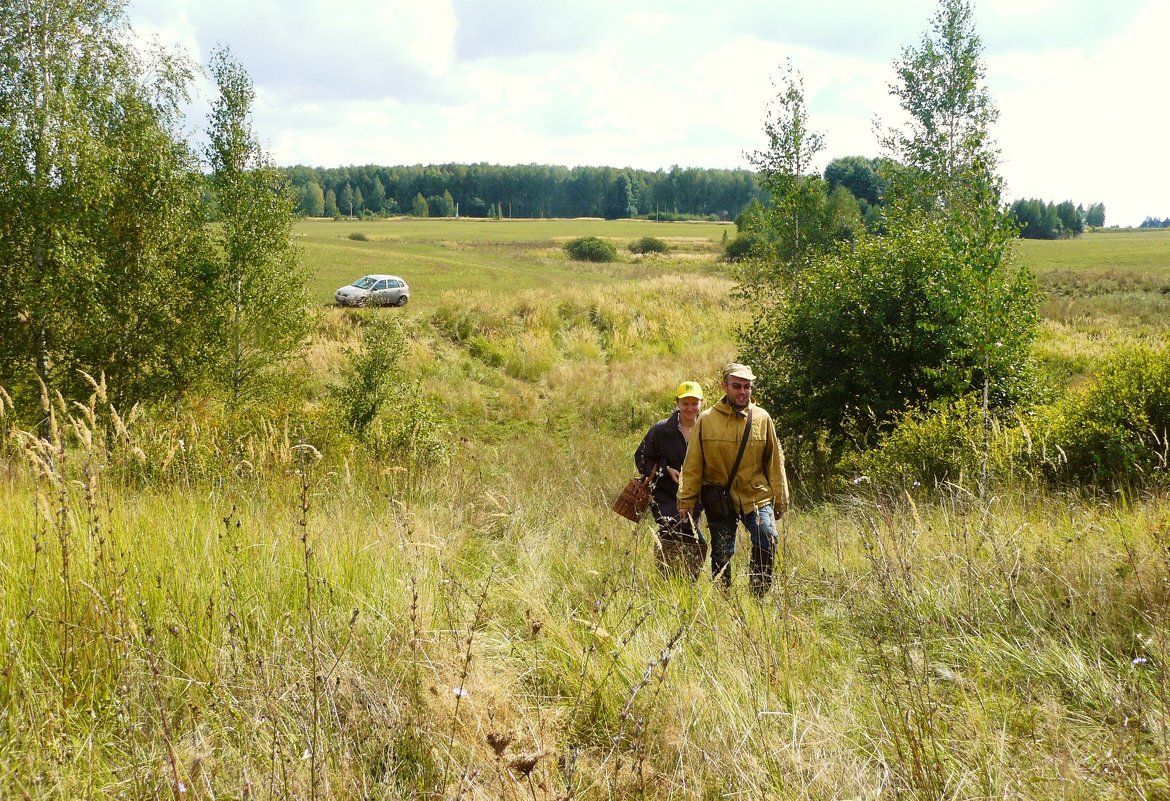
[4, 236, 1170, 798]
[3, 370, 1170, 799]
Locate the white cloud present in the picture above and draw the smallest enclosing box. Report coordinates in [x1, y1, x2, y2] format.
[126, 0, 1166, 224]
[991, 1, 1170, 224]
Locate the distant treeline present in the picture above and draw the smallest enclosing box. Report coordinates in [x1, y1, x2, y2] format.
[277, 160, 1111, 236]
[283, 163, 763, 221]
[1138, 216, 1170, 229]
[1008, 199, 1105, 239]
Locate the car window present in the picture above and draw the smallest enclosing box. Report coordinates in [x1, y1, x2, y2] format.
[353, 276, 376, 289]
[391, 280, 404, 288]
[373, 280, 389, 290]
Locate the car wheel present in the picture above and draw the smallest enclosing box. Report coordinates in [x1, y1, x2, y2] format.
[395, 295, 409, 307]
[354, 296, 368, 308]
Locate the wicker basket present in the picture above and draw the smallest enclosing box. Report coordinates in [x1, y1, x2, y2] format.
[612, 467, 656, 522]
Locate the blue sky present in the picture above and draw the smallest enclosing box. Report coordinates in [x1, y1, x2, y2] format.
[130, 0, 1169, 226]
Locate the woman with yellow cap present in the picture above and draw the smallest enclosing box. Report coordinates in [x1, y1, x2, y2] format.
[634, 381, 707, 578]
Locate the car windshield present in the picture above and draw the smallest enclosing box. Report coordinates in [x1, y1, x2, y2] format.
[351, 276, 376, 290]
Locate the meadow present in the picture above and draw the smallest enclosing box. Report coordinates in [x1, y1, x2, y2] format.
[3, 220, 1170, 800]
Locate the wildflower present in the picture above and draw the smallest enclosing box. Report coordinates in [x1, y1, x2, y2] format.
[1133, 656, 1150, 666]
[453, 686, 468, 698]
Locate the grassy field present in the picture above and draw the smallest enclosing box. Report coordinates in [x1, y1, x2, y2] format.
[1016, 229, 1170, 385]
[1018, 228, 1170, 274]
[3, 222, 1170, 799]
[300, 218, 731, 307]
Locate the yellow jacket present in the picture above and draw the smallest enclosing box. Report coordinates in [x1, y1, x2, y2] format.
[677, 400, 789, 516]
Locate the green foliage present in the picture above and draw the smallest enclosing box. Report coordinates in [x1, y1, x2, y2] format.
[284, 163, 761, 221]
[627, 236, 668, 255]
[734, 198, 767, 233]
[369, 176, 387, 214]
[564, 236, 618, 262]
[747, 61, 840, 272]
[348, 232, 370, 242]
[0, 0, 220, 414]
[724, 233, 765, 261]
[338, 182, 354, 216]
[1011, 198, 1086, 239]
[824, 156, 895, 233]
[205, 47, 311, 413]
[824, 156, 887, 207]
[297, 180, 325, 216]
[326, 315, 448, 467]
[737, 0, 1040, 485]
[826, 185, 865, 242]
[604, 173, 639, 219]
[881, 0, 997, 217]
[1083, 202, 1106, 228]
[411, 192, 429, 218]
[742, 216, 1038, 460]
[848, 393, 1023, 489]
[735, 62, 864, 308]
[329, 315, 405, 433]
[1039, 343, 1170, 484]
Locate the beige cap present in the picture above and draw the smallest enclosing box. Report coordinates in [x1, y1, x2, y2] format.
[675, 381, 704, 399]
[722, 363, 756, 381]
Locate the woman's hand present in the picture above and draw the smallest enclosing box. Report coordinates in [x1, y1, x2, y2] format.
[666, 467, 681, 482]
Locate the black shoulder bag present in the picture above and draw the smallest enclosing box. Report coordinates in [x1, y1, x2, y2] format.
[698, 407, 752, 518]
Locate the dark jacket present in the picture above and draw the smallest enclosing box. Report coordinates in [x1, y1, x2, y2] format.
[634, 410, 693, 520]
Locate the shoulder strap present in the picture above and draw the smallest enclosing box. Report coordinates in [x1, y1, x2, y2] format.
[723, 407, 753, 493]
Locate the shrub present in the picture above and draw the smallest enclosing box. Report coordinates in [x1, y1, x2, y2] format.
[1038, 343, 1170, 484]
[328, 315, 404, 433]
[628, 236, 668, 255]
[348, 231, 370, 241]
[724, 233, 764, 261]
[741, 216, 1038, 466]
[564, 236, 617, 262]
[848, 394, 1023, 490]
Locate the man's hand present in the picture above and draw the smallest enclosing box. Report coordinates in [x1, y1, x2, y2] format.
[666, 467, 681, 482]
[677, 506, 692, 520]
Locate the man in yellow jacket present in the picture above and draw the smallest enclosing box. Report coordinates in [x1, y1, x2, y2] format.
[677, 363, 789, 594]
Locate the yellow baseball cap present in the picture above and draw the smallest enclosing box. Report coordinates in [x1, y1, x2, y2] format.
[675, 381, 704, 399]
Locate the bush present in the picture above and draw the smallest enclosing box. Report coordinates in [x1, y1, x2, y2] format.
[348, 231, 369, 241]
[564, 236, 617, 262]
[1038, 343, 1170, 484]
[741, 216, 1038, 465]
[628, 236, 668, 255]
[328, 315, 404, 433]
[848, 394, 1023, 490]
[724, 233, 764, 261]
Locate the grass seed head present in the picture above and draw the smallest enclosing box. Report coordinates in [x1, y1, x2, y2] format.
[486, 730, 513, 757]
[508, 751, 543, 777]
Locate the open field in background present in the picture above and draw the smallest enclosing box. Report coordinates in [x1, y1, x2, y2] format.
[4, 222, 1170, 799]
[299, 218, 731, 306]
[1018, 228, 1170, 274]
[1019, 229, 1170, 385]
[302, 220, 1170, 411]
